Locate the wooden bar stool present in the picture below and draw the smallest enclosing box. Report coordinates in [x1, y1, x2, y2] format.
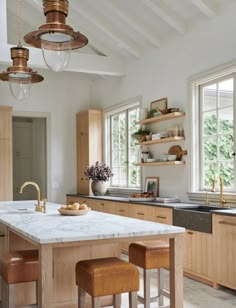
[0, 250, 39, 308]
[129, 241, 170, 308]
[76, 257, 139, 308]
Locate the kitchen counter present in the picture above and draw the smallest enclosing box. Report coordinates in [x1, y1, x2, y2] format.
[67, 194, 236, 216]
[0, 200, 185, 308]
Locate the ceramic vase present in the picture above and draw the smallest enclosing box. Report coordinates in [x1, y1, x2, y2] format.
[91, 180, 108, 196]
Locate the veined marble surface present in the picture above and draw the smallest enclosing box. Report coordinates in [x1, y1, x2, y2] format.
[0, 201, 185, 245]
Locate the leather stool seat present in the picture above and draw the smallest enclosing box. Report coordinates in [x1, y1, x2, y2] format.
[76, 257, 139, 308]
[129, 241, 169, 269]
[0, 250, 39, 308]
[129, 241, 170, 308]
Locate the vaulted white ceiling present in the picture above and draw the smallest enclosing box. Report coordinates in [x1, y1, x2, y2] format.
[2, 0, 235, 76]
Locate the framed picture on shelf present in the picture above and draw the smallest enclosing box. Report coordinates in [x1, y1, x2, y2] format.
[150, 97, 167, 112]
[144, 177, 159, 197]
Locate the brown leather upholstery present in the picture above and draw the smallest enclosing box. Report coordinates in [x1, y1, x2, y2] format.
[76, 257, 139, 297]
[129, 241, 169, 269]
[0, 250, 39, 284]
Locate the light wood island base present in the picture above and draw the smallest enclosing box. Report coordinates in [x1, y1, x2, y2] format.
[7, 230, 184, 308]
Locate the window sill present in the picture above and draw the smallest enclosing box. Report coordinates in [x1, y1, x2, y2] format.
[188, 191, 236, 206]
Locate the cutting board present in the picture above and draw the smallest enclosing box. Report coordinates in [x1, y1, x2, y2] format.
[168, 145, 187, 161]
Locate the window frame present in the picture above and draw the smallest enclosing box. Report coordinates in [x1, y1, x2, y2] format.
[104, 97, 141, 194]
[188, 62, 236, 204]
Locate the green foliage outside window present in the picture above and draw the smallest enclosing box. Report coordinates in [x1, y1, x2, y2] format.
[203, 114, 234, 188]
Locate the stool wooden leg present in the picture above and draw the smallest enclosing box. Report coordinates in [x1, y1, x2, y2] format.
[144, 269, 151, 308]
[78, 287, 86, 308]
[158, 268, 164, 306]
[129, 291, 137, 308]
[113, 294, 121, 308]
[2, 280, 15, 308]
[92, 296, 100, 308]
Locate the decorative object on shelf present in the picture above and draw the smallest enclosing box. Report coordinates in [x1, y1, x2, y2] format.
[141, 145, 150, 162]
[144, 177, 159, 197]
[132, 127, 151, 142]
[84, 161, 113, 196]
[24, 0, 88, 72]
[150, 97, 168, 116]
[168, 145, 187, 161]
[0, 0, 44, 101]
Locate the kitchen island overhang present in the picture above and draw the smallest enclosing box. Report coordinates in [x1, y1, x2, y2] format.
[0, 201, 185, 308]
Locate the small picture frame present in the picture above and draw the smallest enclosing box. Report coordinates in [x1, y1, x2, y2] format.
[144, 177, 159, 197]
[150, 97, 167, 112]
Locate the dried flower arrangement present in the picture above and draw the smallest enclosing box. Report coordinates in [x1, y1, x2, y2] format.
[84, 161, 114, 182]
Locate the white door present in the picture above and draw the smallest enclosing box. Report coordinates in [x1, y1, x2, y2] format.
[13, 121, 34, 200]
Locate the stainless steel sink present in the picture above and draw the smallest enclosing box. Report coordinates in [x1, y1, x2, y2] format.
[173, 205, 224, 233]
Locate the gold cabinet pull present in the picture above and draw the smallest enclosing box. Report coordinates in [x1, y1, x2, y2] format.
[118, 209, 125, 213]
[101, 203, 104, 206]
[219, 221, 236, 227]
[137, 212, 144, 215]
[187, 231, 193, 235]
[156, 215, 166, 219]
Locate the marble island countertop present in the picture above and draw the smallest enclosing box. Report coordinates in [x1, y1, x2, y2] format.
[0, 201, 185, 245]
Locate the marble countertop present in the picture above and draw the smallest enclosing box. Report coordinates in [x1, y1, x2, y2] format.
[0, 201, 185, 245]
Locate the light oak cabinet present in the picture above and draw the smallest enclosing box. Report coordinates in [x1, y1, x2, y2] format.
[184, 230, 213, 283]
[152, 207, 172, 225]
[213, 214, 236, 290]
[0, 106, 12, 201]
[76, 110, 102, 195]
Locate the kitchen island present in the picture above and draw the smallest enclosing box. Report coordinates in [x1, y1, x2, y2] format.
[0, 201, 185, 308]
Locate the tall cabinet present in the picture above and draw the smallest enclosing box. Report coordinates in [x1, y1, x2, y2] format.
[0, 106, 12, 201]
[76, 110, 102, 195]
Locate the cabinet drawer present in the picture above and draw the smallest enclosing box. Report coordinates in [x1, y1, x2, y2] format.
[152, 207, 172, 225]
[129, 204, 154, 220]
[113, 202, 131, 217]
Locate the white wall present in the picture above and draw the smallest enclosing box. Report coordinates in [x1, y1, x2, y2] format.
[91, 2, 236, 201]
[0, 68, 92, 204]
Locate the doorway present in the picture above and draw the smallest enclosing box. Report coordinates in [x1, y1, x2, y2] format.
[13, 117, 47, 201]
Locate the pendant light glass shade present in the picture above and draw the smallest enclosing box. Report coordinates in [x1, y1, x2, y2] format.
[24, 0, 88, 72]
[41, 39, 71, 72]
[9, 76, 31, 101]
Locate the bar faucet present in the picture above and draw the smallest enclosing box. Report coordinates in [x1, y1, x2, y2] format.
[211, 175, 227, 207]
[19, 181, 46, 213]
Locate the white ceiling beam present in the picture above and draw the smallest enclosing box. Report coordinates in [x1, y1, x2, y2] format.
[0, 0, 8, 43]
[69, 2, 141, 58]
[191, 0, 216, 18]
[0, 43, 125, 76]
[142, 0, 186, 34]
[100, 0, 161, 48]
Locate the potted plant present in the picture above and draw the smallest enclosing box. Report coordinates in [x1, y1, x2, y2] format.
[84, 161, 114, 196]
[132, 127, 151, 142]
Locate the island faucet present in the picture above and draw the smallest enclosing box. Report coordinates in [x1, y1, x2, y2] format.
[211, 175, 227, 207]
[19, 181, 45, 212]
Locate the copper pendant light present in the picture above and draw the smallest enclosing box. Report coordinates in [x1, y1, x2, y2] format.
[0, 0, 44, 101]
[24, 0, 88, 72]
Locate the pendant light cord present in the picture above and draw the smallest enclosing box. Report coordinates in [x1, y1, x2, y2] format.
[17, 0, 23, 47]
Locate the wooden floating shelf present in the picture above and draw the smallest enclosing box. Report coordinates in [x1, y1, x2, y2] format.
[136, 112, 185, 125]
[137, 136, 185, 146]
[136, 161, 185, 167]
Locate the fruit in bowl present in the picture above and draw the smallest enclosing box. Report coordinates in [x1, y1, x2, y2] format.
[60, 203, 88, 210]
[130, 192, 153, 198]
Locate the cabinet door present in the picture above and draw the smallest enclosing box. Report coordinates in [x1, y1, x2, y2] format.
[184, 230, 213, 280]
[152, 207, 172, 225]
[213, 215, 236, 290]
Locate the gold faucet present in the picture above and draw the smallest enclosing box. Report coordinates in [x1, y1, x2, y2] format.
[211, 175, 227, 207]
[19, 181, 46, 212]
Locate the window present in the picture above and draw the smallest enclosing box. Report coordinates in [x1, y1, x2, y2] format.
[104, 99, 140, 190]
[190, 68, 236, 196]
